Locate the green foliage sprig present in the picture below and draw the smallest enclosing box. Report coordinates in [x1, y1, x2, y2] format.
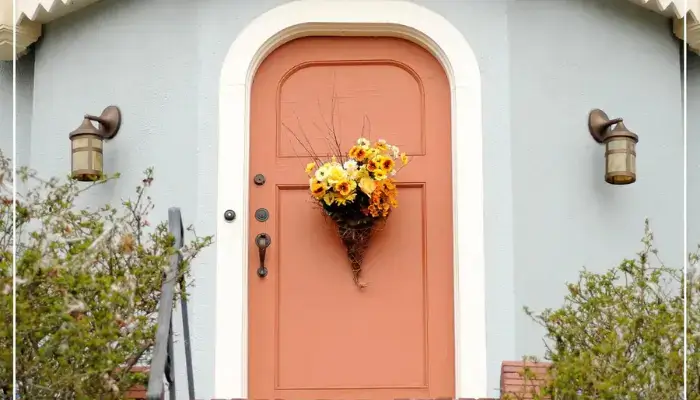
[0, 150, 213, 399]
[506, 220, 697, 400]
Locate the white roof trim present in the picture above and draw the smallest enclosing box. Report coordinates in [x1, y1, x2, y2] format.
[5, 1, 699, 65]
[12, 0, 700, 24]
[15, 0, 99, 24]
[628, 0, 699, 21]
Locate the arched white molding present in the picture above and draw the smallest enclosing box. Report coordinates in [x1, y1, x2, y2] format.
[216, 0, 486, 397]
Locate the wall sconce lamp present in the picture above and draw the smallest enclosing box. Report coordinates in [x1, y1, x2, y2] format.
[588, 109, 638, 185]
[69, 106, 122, 181]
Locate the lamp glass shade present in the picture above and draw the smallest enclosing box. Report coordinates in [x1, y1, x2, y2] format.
[604, 136, 636, 185]
[71, 133, 104, 181]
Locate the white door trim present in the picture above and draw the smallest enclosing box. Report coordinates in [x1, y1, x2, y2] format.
[215, 0, 487, 397]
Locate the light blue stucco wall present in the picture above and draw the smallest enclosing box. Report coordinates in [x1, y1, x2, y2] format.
[508, 0, 684, 363]
[15, 0, 685, 398]
[689, 53, 700, 249]
[0, 62, 11, 159]
[16, 54, 34, 170]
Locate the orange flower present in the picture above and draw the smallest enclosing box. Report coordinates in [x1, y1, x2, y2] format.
[367, 159, 378, 172]
[355, 148, 367, 161]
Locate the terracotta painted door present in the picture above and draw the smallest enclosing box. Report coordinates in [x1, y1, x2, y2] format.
[248, 36, 455, 400]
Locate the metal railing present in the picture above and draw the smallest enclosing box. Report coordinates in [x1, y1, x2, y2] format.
[146, 208, 195, 400]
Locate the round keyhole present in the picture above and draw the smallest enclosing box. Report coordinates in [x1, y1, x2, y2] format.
[255, 208, 269, 222]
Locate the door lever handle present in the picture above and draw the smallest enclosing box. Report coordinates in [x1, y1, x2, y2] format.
[255, 233, 271, 278]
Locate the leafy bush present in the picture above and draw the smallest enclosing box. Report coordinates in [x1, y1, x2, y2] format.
[0, 150, 213, 399]
[0, 149, 13, 399]
[510, 221, 697, 400]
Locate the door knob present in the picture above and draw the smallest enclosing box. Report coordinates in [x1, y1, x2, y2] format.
[255, 233, 271, 278]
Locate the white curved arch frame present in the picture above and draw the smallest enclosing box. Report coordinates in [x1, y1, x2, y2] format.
[216, 0, 487, 397]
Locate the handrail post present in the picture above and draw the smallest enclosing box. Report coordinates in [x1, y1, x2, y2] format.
[146, 207, 195, 400]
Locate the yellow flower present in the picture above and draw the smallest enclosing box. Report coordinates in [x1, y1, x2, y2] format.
[326, 165, 347, 184]
[323, 192, 335, 206]
[374, 139, 388, 151]
[349, 145, 369, 161]
[334, 179, 357, 197]
[400, 152, 409, 165]
[378, 156, 395, 172]
[310, 180, 327, 198]
[373, 170, 387, 180]
[356, 165, 370, 179]
[335, 192, 357, 205]
[305, 162, 316, 174]
[359, 176, 376, 195]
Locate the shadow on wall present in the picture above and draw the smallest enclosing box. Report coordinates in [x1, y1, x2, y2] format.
[0, 62, 12, 154]
[689, 52, 700, 246]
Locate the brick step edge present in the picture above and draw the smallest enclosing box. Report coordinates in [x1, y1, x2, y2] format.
[124, 361, 553, 400]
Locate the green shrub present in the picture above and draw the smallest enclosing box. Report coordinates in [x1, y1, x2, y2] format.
[0, 150, 213, 399]
[513, 221, 697, 400]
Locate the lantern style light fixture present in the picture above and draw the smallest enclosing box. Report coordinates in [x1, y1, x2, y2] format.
[69, 106, 122, 181]
[588, 109, 638, 185]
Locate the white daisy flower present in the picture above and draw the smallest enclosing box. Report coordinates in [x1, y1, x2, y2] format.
[357, 137, 371, 147]
[343, 160, 358, 173]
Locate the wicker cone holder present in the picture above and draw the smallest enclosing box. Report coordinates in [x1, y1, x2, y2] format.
[336, 219, 375, 289]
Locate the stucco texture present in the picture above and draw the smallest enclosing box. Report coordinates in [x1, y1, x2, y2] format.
[15, 0, 687, 398]
[0, 61, 11, 158]
[690, 53, 700, 247]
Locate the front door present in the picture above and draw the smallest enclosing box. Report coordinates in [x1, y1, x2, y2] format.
[248, 36, 455, 400]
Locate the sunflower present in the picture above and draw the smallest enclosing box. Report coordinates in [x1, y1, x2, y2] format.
[400, 152, 409, 165]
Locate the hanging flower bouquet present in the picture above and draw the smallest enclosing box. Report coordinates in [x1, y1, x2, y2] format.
[305, 137, 409, 289]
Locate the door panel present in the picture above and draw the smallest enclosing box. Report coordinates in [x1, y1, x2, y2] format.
[248, 36, 454, 400]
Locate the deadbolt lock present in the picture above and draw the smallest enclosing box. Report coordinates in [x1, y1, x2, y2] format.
[255, 208, 269, 222]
